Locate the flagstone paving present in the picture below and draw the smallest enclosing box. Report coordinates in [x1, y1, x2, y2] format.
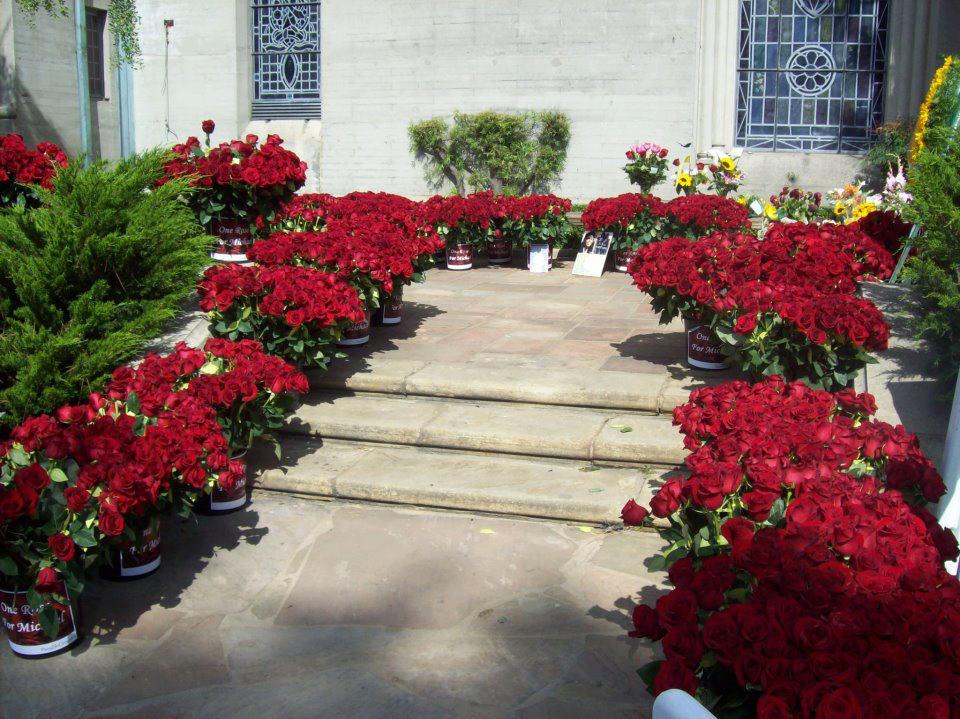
[0, 493, 667, 719]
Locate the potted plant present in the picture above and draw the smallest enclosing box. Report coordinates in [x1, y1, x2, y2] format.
[199, 263, 367, 369]
[163, 122, 307, 262]
[663, 194, 751, 240]
[106, 339, 308, 514]
[623, 143, 670, 193]
[417, 193, 496, 271]
[497, 194, 571, 272]
[0, 133, 68, 209]
[581, 193, 669, 271]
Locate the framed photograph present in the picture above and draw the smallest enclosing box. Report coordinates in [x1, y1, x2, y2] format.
[573, 231, 614, 277]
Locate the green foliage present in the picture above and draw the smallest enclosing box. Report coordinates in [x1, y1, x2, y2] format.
[903, 127, 960, 386]
[861, 122, 911, 189]
[0, 152, 212, 427]
[409, 111, 571, 195]
[14, 0, 141, 64]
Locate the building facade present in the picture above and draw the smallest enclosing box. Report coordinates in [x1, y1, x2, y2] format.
[2, 0, 958, 200]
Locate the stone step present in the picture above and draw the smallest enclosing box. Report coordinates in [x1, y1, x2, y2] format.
[306, 357, 706, 414]
[250, 436, 672, 525]
[283, 391, 686, 466]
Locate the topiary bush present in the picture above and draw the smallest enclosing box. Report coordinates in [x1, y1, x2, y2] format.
[408, 110, 571, 196]
[0, 151, 212, 428]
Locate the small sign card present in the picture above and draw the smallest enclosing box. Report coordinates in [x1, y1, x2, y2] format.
[528, 242, 552, 273]
[572, 231, 614, 277]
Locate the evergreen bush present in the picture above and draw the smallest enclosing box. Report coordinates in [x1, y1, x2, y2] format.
[903, 127, 960, 386]
[408, 110, 570, 196]
[0, 151, 212, 428]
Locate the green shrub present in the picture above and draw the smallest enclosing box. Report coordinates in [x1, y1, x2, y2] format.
[408, 110, 571, 195]
[903, 126, 960, 386]
[0, 151, 212, 427]
[861, 121, 911, 189]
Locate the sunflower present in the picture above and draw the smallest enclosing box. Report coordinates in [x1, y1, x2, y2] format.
[764, 204, 779, 221]
[833, 202, 847, 217]
[676, 173, 692, 188]
[852, 202, 877, 221]
[720, 157, 736, 172]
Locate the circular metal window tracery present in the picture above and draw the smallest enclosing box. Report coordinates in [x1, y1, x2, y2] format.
[786, 45, 837, 96]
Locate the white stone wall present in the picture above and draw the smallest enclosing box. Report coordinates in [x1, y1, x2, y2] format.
[0, 0, 120, 158]
[320, 0, 702, 201]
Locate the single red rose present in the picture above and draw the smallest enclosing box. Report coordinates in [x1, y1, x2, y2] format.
[35, 567, 60, 594]
[629, 604, 665, 640]
[98, 507, 125, 536]
[651, 658, 698, 697]
[47, 533, 76, 561]
[201, 119, 216, 135]
[757, 695, 792, 719]
[620, 499, 649, 526]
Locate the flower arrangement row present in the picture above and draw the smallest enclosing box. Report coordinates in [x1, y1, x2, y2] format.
[620, 378, 959, 718]
[628, 222, 895, 389]
[581, 193, 751, 267]
[162, 121, 308, 260]
[0, 133, 68, 209]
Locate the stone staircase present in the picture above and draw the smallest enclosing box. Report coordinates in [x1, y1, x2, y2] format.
[250, 265, 733, 526]
[252, 358, 690, 525]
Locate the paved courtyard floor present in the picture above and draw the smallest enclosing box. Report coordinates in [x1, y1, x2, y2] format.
[0, 492, 667, 719]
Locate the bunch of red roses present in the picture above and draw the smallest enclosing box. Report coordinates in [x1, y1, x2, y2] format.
[629, 225, 894, 389]
[853, 208, 914, 256]
[198, 263, 365, 368]
[581, 193, 669, 251]
[416, 192, 499, 248]
[106, 338, 308, 451]
[0, 391, 237, 600]
[663, 195, 751, 238]
[621, 378, 960, 716]
[162, 124, 307, 230]
[491, 194, 572, 249]
[0, 133, 68, 207]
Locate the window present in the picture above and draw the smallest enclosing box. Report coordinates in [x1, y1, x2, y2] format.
[736, 0, 888, 153]
[252, 1, 322, 120]
[86, 7, 107, 100]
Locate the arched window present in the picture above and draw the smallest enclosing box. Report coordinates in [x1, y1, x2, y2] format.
[736, 0, 888, 152]
[252, 0, 322, 119]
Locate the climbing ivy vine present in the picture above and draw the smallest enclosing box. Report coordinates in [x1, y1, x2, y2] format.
[14, 0, 141, 65]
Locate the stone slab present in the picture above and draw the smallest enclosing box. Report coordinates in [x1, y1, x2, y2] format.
[253, 437, 662, 524]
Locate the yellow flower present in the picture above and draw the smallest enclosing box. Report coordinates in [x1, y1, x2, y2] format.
[911, 55, 955, 162]
[764, 204, 778, 221]
[833, 202, 847, 217]
[736, 197, 748, 205]
[720, 157, 736, 172]
[852, 202, 877, 220]
[677, 173, 692, 187]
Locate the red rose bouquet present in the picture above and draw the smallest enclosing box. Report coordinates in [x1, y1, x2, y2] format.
[621, 379, 959, 716]
[0, 133, 68, 208]
[198, 263, 366, 368]
[271, 193, 336, 232]
[853, 208, 913, 256]
[493, 193, 572, 250]
[664, 195, 751, 239]
[581, 193, 669, 252]
[416, 192, 497, 250]
[629, 225, 894, 389]
[623, 143, 670, 193]
[106, 338, 308, 453]
[163, 125, 307, 255]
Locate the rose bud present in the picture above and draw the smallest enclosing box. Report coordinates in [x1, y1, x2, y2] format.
[673, 159, 681, 166]
[35, 567, 60, 594]
[659, 148, 669, 158]
[620, 499, 649, 526]
[201, 119, 215, 135]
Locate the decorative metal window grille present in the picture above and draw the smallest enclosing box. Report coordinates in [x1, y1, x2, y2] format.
[86, 8, 107, 101]
[252, 1, 321, 120]
[736, 0, 888, 153]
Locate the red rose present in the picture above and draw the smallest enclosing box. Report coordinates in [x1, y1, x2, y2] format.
[629, 604, 665, 640]
[63, 487, 91, 513]
[655, 588, 698, 631]
[620, 499, 649, 526]
[35, 567, 60, 594]
[16, 463, 50, 492]
[98, 507, 125, 536]
[757, 695, 792, 719]
[650, 476, 684, 518]
[815, 687, 863, 719]
[201, 119, 215, 135]
[47, 533, 76, 561]
[721, 517, 755, 552]
[651, 658, 698, 696]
